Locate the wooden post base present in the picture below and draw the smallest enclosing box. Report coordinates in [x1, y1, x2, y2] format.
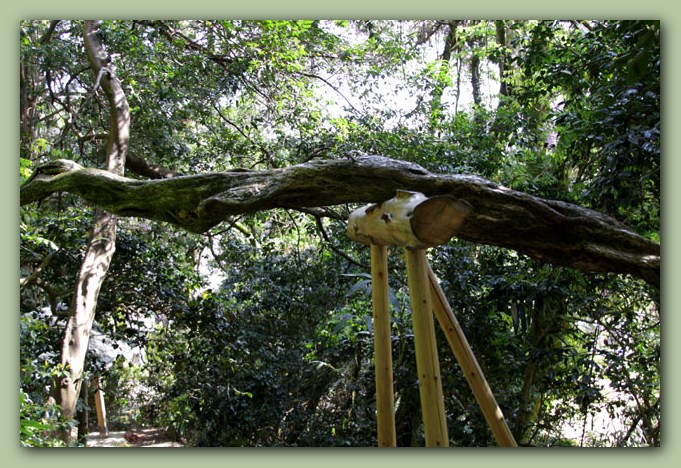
[348, 191, 515, 447]
[428, 265, 517, 447]
[93, 375, 108, 436]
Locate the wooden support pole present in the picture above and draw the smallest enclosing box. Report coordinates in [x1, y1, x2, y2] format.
[93, 375, 108, 436]
[405, 248, 449, 447]
[347, 191, 473, 447]
[370, 244, 397, 447]
[428, 266, 517, 447]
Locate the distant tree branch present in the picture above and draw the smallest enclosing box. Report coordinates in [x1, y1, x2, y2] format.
[125, 153, 179, 179]
[20, 249, 58, 289]
[310, 212, 365, 269]
[296, 71, 364, 116]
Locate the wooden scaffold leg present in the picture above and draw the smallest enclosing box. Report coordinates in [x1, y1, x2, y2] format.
[348, 190, 514, 447]
[370, 244, 397, 447]
[427, 264, 517, 447]
[405, 248, 449, 447]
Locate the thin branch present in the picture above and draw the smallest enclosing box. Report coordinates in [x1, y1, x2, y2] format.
[205, 232, 229, 273]
[20, 249, 59, 289]
[312, 214, 365, 269]
[294, 206, 346, 221]
[39, 20, 60, 44]
[296, 71, 365, 116]
[212, 104, 277, 168]
[415, 21, 445, 46]
[213, 105, 255, 144]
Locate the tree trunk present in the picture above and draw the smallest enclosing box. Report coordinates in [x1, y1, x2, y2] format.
[54, 20, 129, 444]
[513, 359, 537, 443]
[19, 29, 40, 160]
[429, 21, 459, 130]
[467, 29, 482, 107]
[495, 20, 510, 98]
[57, 208, 118, 442]
[77, 377, 89, 445]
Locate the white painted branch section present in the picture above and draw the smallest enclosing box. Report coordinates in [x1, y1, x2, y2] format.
[347, 190, 471, 249]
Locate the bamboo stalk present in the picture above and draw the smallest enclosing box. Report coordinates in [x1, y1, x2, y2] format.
[427, 265, 517, 447]
[404, 248, 449, 447]
[370, 244, 397, 447]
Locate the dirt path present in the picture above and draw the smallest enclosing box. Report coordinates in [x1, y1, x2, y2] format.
[86, 428, 184, 447]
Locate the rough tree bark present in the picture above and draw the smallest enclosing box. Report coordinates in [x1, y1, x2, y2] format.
[466, 25, 482, 107]
[494, 20, 510, 98]
[54, 20, 129, 444]
[21, 154, 659, 289]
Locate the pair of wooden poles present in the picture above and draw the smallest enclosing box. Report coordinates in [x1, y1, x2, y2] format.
[348, 191, 517, 447]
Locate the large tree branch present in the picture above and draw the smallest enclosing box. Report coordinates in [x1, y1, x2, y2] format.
[20, 154, 660, 288]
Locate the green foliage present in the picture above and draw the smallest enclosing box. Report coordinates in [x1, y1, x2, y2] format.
[511, 21, 660, 233]
[430, 243, 658, 446]
[139, 234, 377, 446]
[101, 360, 150, 429]
[20, 158, 33, 182]
[20, 389, 69, 447]
[20, 314, 75, 447]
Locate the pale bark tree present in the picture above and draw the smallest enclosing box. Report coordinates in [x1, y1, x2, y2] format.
[429, 20, 459, 130]
[466, 23, 482, 107]
[494, 20, 510, 98]
[52, 20, 129, 444]
[19, 22, 57, 159]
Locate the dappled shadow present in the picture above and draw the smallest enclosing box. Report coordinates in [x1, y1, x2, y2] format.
[86, 428, 183, 447]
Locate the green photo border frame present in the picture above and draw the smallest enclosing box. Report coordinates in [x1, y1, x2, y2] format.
[4, 2, 675, 467]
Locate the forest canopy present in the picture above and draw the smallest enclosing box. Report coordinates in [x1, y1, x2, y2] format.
[19, 20, 659, 447]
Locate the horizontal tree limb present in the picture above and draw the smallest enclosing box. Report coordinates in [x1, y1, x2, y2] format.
[20, 154, 660, 288]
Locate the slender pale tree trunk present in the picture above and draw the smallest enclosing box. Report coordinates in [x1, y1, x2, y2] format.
[462, 21, 482, 107]
[58, 209, 118, 442]
[428, 20, 459, 131]
[56, 20, 129, 444]
[494, 20, 510, 98]
[19, 23, 48, 159]
[469, 50, 482, 107]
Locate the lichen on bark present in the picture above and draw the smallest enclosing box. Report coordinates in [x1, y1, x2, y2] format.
[20, 154, 659, 288]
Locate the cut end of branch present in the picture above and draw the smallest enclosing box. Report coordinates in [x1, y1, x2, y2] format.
[347, 191, 471, 249]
